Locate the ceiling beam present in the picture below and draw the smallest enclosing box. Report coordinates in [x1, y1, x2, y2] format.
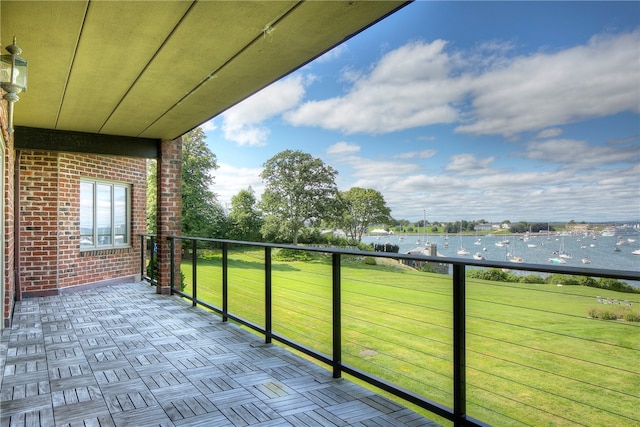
[14, 126, 160, 158]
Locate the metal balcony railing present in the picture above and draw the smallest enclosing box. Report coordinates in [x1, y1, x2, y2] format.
[140, 234, 640, 426]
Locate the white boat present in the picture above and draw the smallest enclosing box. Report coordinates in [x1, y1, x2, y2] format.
[457, 234, 469, 255]
[473, 252, 485, 260]
[556, 238, 572, 259]
[632, 249, 640, 255]
[581, 257, 591, 264]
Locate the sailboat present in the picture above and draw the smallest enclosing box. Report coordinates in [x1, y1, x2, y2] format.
[456, 224, 469, 255]
[558, 238, 572, 259]
[509, 241, 524, 263]
[550, 238, 570, 263]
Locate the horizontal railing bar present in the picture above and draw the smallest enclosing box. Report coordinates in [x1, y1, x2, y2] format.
[270, 332, 334, 367]
[166, 235, 640, 281]
[342, 363, 453, 420]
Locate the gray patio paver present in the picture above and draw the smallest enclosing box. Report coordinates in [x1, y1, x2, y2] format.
[0, 282, 440, 426]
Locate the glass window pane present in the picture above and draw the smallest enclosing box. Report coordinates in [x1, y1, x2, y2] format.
[114, 186, 128, 245]
[79, 181, 94, 247]
[96, 184, 112, 246]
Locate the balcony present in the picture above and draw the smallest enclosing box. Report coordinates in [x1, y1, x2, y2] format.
[0, 281, 439, 426]
[2, 235, 637, 426]
[142, 235, 640, 426]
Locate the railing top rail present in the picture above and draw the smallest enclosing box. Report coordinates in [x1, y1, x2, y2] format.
[162, 235, 640, 282]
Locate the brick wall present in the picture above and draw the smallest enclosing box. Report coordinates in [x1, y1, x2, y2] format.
[18, 151, 146, 296]
[156, 138, 182, 294]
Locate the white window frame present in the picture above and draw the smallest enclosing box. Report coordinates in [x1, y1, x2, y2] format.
[80, 178, 131, 251]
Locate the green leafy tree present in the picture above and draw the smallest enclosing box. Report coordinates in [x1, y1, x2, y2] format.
[228, 187, 263, 241]
[181, 128, 228, 238]
[260, 150, 338, 244]
[337, 187, 391, 242]
[146, 159, 158, 234]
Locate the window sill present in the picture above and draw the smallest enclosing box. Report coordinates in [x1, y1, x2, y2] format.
[80, 246, 132, 256]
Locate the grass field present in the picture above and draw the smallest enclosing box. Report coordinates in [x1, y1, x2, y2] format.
[178, 246, 639, 426]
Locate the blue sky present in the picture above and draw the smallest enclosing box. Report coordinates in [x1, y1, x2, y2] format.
[202, 1, 639, 224]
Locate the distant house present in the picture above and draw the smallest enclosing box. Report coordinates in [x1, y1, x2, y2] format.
[370, 228, 392, 235]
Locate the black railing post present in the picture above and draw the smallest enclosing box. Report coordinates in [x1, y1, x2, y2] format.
[150, 236, 156, 282]
[453, 263, 467, 426]
[332, 253, 342, 378]
[265, 246, 272, 344]
[192, 239, 197, 307]
[140, 235, 145, 280]
[222, 242, 228, 322]
[169, 237, 175, 295]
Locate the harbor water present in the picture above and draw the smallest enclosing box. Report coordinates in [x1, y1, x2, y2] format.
[362, 233, 640, 277]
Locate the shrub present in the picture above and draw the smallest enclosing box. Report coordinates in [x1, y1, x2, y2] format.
[418, 263, 436, 273]
[519, 274, 545, 284]
[468, 268, 518, 283]
[547, 275, 639, 294]
[546, 274, 581, 286]
[588, 306, 640, 322]
[596, 278, 640, 293]
[600, 310, 619, 320]
[274, 248, 315, 262]
[624, 312, 640, 322]
[363, 256, 377, 265]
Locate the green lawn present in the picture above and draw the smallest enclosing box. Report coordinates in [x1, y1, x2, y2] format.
[180, 247, 639, 427]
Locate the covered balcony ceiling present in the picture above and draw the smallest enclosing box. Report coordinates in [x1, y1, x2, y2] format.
[1, 0, 409, 141]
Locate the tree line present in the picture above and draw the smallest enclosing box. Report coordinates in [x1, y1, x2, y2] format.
[146, 128, 392, 245]
[146, 128, 559, 244]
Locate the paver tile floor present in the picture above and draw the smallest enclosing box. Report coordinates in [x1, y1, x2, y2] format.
[0, 282, 440, 426]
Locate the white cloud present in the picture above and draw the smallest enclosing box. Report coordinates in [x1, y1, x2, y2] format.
[394, 150, 437, 159]
[284, 31, 639, 141]
[221, 75, 308, 146]
[536, 128, 563, 139]
[519, 139, 637, 169]
[285, 40, 465, 134]
[199, 119, 218, 132]
[457, 30, 640, 136]
[316, 44, 348, 63]
[213, 163, 264, 209]
[326, 142, 361, 156]
[445, 154, 496, 175]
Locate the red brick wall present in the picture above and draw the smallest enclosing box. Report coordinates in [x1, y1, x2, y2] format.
[156, 138, 182, 294]
[18, 151, 146, 296]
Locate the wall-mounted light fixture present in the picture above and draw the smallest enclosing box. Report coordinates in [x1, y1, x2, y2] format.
[0, 37, 28, 134]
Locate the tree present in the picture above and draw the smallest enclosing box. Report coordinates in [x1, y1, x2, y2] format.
[228, 187, 263, 241]
[146, 159, 158, 234]
[336, 187, 391, 242]
[181, 128, 228, 238]
[260, 150, 338, 244]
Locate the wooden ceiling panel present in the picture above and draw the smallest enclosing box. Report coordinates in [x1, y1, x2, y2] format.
[1, 0, 409, 140]
[55, 1, 193, 132]
[101, 1, 295, 137]
[142, 1, 406, 139]
[1, 1, 88, 128]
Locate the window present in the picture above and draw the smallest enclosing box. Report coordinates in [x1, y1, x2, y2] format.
[80, 179, 130, 250]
